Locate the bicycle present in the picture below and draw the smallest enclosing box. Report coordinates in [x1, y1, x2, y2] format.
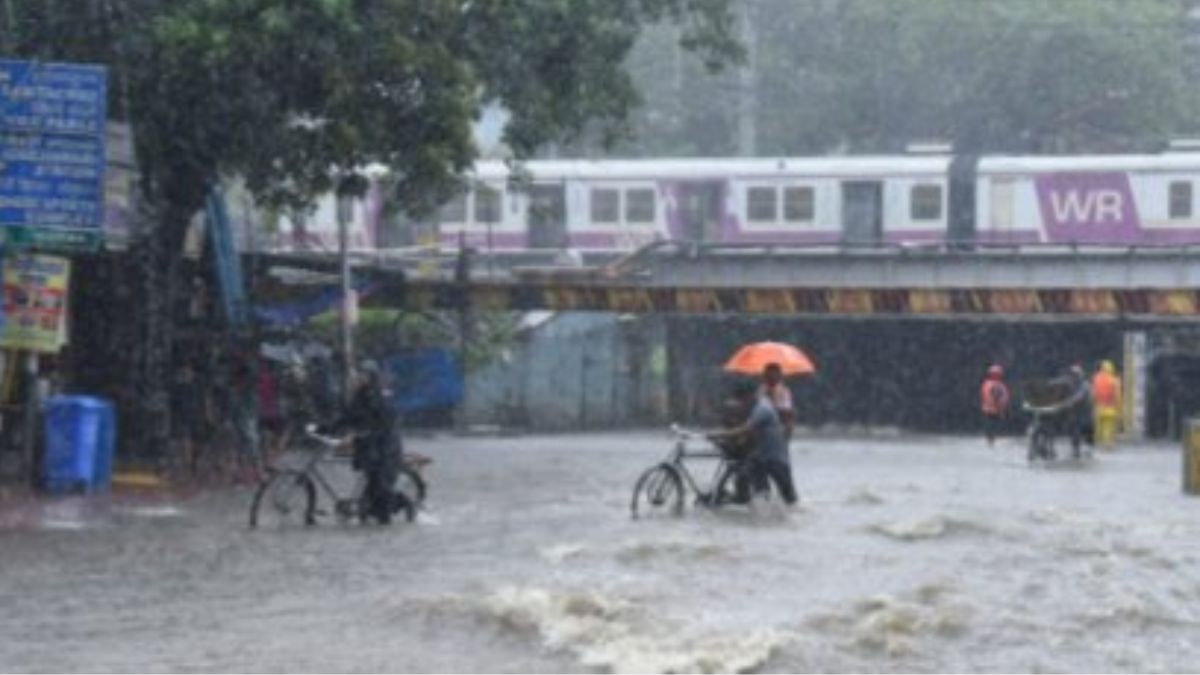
[630, 424, 765, 519]
[248, 427, 426, 529]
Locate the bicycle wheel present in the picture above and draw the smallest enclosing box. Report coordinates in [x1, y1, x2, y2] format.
[394, 466, 427, 507]
[1028, 426, 1054, 464]
[631, 464, 684, 520]
[249, 470, 316, 529]
[393, 489, 417, 524]
[712, 464, 752, 508]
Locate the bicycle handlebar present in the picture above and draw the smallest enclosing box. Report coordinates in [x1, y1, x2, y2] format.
[670, 423, 704, 440]
[304, 425, 354, 447]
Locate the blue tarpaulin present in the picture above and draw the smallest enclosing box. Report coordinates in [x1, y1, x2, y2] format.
[254, 281, 377, 328]
[387, 349, 463, 413]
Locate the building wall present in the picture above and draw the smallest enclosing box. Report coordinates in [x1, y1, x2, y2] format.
[464, 313, 666, 431]
[666, 315, 1127, 433]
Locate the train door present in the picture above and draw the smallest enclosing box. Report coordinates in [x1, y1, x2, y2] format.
[527, 184, 567, 248]
[676, 181, 723, 243]
[842, 181, 883, 245]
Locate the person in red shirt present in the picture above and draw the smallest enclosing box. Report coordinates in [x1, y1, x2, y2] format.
[980, 364, 1010, 446]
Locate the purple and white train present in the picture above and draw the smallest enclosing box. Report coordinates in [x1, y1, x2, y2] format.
[269, 148, 1200, 252]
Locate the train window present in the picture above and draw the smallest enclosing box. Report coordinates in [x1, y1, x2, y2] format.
[591, 188, 620, 224]
[474, 185, 502, 224]
[1170, 182, 1193, 219]
[625, 188, 656, 223]
[748, 187, 778, 223]
[911, 185, 943, 221]
[438, 193, 468, 223]
[783, 186, 815, 222]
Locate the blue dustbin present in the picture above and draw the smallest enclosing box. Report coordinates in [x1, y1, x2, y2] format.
[43, 396, 117, 494]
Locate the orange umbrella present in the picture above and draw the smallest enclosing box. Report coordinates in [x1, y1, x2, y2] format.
[723, 341, 816, 376]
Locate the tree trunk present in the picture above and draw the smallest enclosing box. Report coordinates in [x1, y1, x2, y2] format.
[131, 203, 191, 461]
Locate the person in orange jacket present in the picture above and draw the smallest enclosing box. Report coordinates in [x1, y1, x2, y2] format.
[980, 364, 1010, 446]
[1091, 360, 1122, 448]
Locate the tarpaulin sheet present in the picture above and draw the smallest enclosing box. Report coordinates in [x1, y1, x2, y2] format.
[255, 281, 376, 328]
[387, 349, 462, 413]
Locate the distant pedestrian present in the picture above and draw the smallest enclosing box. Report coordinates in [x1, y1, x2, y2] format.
[229, 357, 262, 483]
[980, 364, 1010, 446]
[170, 364, 201, 476]
[1057, 364, 1093, 456]
[1091, 360, 1122, 448]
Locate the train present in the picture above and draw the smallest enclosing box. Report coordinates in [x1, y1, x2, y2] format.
[268, 146, 1200, 252]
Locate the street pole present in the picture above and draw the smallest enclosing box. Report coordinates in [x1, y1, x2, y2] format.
[337, 191, 354, 403]
[3, 0, 16, 51]
[455, 233, 471, 431]
[22, 351, 38, 489]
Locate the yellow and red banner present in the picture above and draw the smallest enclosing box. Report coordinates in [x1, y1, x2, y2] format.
[2, 254, 71, 353]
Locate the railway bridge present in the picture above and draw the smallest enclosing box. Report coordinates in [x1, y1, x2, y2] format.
[258, 242, 1200, 320]
[254, 243, 1200, 438]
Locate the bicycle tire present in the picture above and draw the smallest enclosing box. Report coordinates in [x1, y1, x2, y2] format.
[395, 490, 417, 523]
[1029, 426, 1054, 464]
[631, 464, 684, 520]
[712, 464, 752, 507]
[249, 470, 316, 529]
[395, 466, 427, 506]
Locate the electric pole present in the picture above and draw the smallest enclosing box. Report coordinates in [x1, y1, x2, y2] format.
[337, 188, 354, 403]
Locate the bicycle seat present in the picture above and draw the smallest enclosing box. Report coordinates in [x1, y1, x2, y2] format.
[406, 454, 433, 468]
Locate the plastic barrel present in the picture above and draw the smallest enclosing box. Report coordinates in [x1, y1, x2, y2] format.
[42, 396, 115, 494]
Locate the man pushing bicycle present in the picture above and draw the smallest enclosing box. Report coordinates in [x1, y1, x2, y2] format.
[706, 381, 799, 507]
[321, 360, 411, 525]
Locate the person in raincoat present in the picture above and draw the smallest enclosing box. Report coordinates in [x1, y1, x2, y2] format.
[323, 360, 408, 524]
[1091, 360, 1122, 448]
[979, 364, 1010, 446]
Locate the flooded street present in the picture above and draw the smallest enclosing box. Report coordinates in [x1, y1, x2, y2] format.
[3, 432, 1200, 673]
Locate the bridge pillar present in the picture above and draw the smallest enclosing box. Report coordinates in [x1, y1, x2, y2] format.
[1124, 331, 1148, 440]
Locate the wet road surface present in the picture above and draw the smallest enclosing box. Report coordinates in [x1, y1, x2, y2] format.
[3, 432, 1199, 673]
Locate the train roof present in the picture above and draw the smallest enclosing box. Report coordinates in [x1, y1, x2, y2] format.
[468, 156, 952, 181]
[980, 153, 1200, 174]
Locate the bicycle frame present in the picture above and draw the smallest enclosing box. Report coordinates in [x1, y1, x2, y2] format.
[664, 428, 741, 499]
[285, 433, 364, 509]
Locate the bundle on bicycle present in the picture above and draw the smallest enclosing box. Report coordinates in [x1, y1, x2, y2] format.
[1022, 374, 1093, 464]
[630, 424, 764, 519]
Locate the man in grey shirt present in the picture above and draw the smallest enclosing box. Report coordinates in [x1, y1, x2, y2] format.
[710, 385, 799, 505]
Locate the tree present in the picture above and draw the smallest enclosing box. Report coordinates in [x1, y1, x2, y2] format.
[619, 0, 1197, 156]
[2, 0, 740, 455]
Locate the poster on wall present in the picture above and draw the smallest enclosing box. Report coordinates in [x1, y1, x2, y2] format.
[1, 254, 71, 353]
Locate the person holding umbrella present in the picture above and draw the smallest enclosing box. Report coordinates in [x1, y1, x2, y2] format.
[707, 382, 799, 507]
[710, 341, 815, 507]
[759, 363, 795, 440]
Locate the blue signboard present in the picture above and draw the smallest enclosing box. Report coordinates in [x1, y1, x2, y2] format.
[0, 60, 107, 235]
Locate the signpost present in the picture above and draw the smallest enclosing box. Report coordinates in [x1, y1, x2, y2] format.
[0, 59, 107, 488]
[0, 59, 108, 251]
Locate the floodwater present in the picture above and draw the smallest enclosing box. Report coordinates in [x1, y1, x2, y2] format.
[3, 432, 1200, 673]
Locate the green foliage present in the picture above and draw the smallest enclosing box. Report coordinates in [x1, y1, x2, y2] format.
[4, 0, 739, 219]
[306, 308, 519, 372]
[620, 0, 1196, 155]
